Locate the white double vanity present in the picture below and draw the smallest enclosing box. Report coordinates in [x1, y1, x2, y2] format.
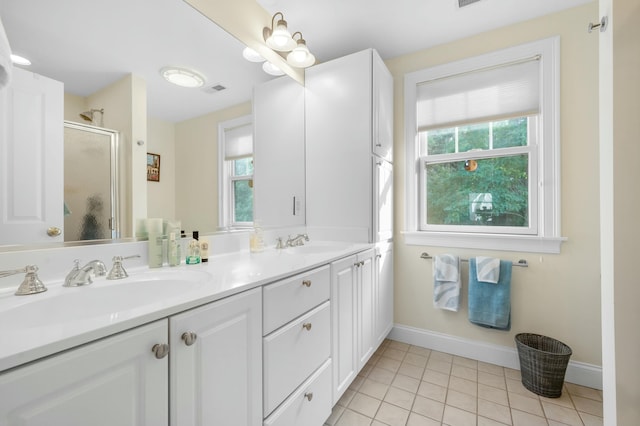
[0, 48, 393, 426]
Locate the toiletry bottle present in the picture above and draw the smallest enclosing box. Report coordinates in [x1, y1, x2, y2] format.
[249, 223, 264, 253]
[186, 231, 201, 264]
[200, 236, 209, 263]
[147, 218, 164, 268]
[168, 232, 180, 266]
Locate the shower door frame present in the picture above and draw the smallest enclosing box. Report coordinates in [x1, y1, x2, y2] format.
[64, 120, 120, 240]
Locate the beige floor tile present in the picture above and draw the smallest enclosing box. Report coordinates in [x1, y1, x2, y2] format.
[541, 401, 583, 426]
[442, 404, 477, 426]
[566, 383, 603, 401]
[540, 391, 574, 409]
[451, 364, 478, 382]
[478, 416, 511, 426]
[479, 371, 507, 390]
[408, 346, 432, 358]
[506, 378, 537, 397]
[446, 389, 477, 413]
[430, 351, 454, 363]
[448, 375, 478, 397]
[350, 375, 366, 391]
[478, 361, 505, 376]
[422, 368, 450, 387]
[406, 412, 440, 426]
[398, 362, 425, 379]
[359, 378, 390, 400]
[404, 352, 429, 367]
[579, 411, 604, 426]
[478, 399, 513, 425]
[383, 347, 407, 361]
[504, 368, 521, 380]
[387, 340, 410, 352]
[392, 373, 421, 393]
[453, 355, 478, 369]
[375, 401, 410, 426]
[336, 408, 373, 426]
[412, 395, 445, 421]
[377, 356, 402, 373]
[384, 386, 416, 410]
[338, 389, 356, 407]
[570, 395, 603, 417]
[325, 405, 345, 426]
[417, 380, 447, 403]
[508, 392, 544, 417]
[478, 383, 509, 406]
[368, 366, 396, 385]
[510, 409, 548, 426]
[349, 392, 382, 418]
[371, 421, 386, 426]
[426, 359, 452, 374]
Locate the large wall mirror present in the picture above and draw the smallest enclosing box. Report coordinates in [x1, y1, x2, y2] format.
[0, 0, 288, 250]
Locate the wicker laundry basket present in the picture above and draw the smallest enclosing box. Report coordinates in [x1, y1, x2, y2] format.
[515, 333, 572, 398]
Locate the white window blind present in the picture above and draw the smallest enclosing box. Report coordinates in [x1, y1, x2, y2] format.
[416, 57, 540, 131]
[224, 123, 253, 160]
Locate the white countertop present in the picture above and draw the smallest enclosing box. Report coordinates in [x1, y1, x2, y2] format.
[0, 242, 372, 373]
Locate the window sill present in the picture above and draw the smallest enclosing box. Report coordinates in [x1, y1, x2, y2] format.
[402, 231, 566, 254]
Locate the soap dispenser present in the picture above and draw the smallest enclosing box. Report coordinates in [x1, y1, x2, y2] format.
[186, 231, 201, 264]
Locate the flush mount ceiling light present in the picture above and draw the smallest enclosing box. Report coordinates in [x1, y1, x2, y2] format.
[262, 61, 285, 76]
[10, 54, 31, 66]
[242, 47, 265, 63]
[160, 66, 205, 88]
[286, 32, 315, 68]
[263, 12, 297, 52]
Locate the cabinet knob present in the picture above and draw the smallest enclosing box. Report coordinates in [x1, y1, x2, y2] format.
[304, 392, 314, 401]
[47, 226, 62, 237]
[152, 343, 170, 359]
[302, 280, 312, 287]
[302, 323, 312, 331]
[181, 331, 198, 346]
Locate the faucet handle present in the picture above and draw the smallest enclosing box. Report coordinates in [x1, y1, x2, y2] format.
[0, 265, 47, 296]
[107, 255, 141, 280]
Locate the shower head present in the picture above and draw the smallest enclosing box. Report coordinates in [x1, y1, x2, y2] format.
[79, 108, 104, 125]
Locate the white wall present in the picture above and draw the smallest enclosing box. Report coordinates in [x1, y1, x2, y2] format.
[387, 3, 602, 366]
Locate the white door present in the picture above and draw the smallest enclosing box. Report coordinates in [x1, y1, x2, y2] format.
[375, 242, 394, 346]
[372, 49, 394, 162]
[331, 255, 358, 404]
[170, 288, 262, 426]
[0, 67, 63, 244]
[374, 158, 393, 242]
[0, 320, 169, 426]
[357, 249, 375, 369]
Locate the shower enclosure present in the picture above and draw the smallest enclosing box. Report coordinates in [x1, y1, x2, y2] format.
[63, 121, 119, 242]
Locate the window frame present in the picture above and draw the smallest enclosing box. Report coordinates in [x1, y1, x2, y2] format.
[403, 37, 565, 253]
[218, 115, 254, 229]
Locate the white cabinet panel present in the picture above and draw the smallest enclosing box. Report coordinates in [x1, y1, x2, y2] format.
[170, 288, 262, 426]
[0, 321, 168, 426]
[375, 158, 393, 242]
[373, 51, 394, 162]
[375, 242, 394, 346]
[357, 249, 375, 369]
[0, 67, 63, 244]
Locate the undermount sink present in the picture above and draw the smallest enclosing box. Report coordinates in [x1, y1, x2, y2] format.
[0, 269, 212, 330]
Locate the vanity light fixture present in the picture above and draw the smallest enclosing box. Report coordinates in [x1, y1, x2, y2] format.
[262, 61, 285, 76]
[263, 12, 297, 52]
[160, 66, 205, 88]
[286, 32, 315, 68]
[242, 47, 266, 63]
[10, 54, 31, 66]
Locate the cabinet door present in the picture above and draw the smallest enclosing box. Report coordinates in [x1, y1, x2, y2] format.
[375, 242, 394, 347]
[331, 255, 358, 404]
[170, 288, 262, 426]
[374, 158, 393, 242]
[253, 76, 305, 227]
[0, 321, 168, 426]
[372, 50, 394, 162]
[357, 249, 375, 370]
[0, 67, 64, 245]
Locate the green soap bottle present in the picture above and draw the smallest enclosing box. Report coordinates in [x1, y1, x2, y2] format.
[186, 231, 201, 264]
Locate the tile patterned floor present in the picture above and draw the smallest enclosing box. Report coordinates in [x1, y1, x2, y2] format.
[324, 339, 603, 426]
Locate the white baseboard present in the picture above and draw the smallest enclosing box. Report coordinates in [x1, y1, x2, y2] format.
[388, 324, 602, 390]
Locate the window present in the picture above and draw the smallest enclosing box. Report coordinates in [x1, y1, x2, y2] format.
[404, 37, 565, 253]
[219, 115, 254, 228]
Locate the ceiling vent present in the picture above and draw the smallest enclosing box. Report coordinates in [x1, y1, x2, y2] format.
[202, 84, 227, 94]
[458, 0, 482, 7]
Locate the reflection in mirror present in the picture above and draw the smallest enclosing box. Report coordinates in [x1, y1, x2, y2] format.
[0, 0, 275, 251]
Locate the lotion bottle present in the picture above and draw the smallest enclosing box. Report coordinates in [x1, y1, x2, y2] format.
[147, 218, 164, 268]
[168, 232, 180, 266]
[200, 236, 209, 263]
[186, 231, 201, 264]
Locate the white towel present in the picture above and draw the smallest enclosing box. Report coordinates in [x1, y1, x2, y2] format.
[0, 17, 13, 89]
[476, 256, 500, 284]
[433, 254, 461, 311]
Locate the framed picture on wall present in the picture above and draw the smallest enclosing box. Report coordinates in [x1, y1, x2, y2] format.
[147, 152, 160, 182]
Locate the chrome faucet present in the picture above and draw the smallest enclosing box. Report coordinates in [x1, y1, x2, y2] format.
[0, 265, 47, 295]
[64, 259, 107, 287]
[286, 233, 309, 247]
[107, 255, 141, 280]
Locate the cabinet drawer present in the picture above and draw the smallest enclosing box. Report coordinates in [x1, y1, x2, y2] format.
[263, 265, 330, 335]
[264, 359, 332, 426]
[263, 301, 331, 416]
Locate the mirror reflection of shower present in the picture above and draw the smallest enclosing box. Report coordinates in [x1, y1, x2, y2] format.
[79, 108, 104, 127]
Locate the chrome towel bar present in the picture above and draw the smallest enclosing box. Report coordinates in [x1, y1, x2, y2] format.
[420, 252, 528, 267]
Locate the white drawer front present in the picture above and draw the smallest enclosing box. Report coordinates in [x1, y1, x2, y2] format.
[263, 301, 331, 416]
[263, 265, 330, 335]
[264, 359, 332, 426]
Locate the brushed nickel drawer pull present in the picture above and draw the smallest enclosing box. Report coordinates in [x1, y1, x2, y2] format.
[302, 280, 312, 287]
[181, 331, 198, 346]
[151, 343, 169, 359]
[304, 392, 313, 401]
[302, 323, 312, 331]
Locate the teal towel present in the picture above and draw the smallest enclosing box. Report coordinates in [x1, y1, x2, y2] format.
[468, 258, 512, 330]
